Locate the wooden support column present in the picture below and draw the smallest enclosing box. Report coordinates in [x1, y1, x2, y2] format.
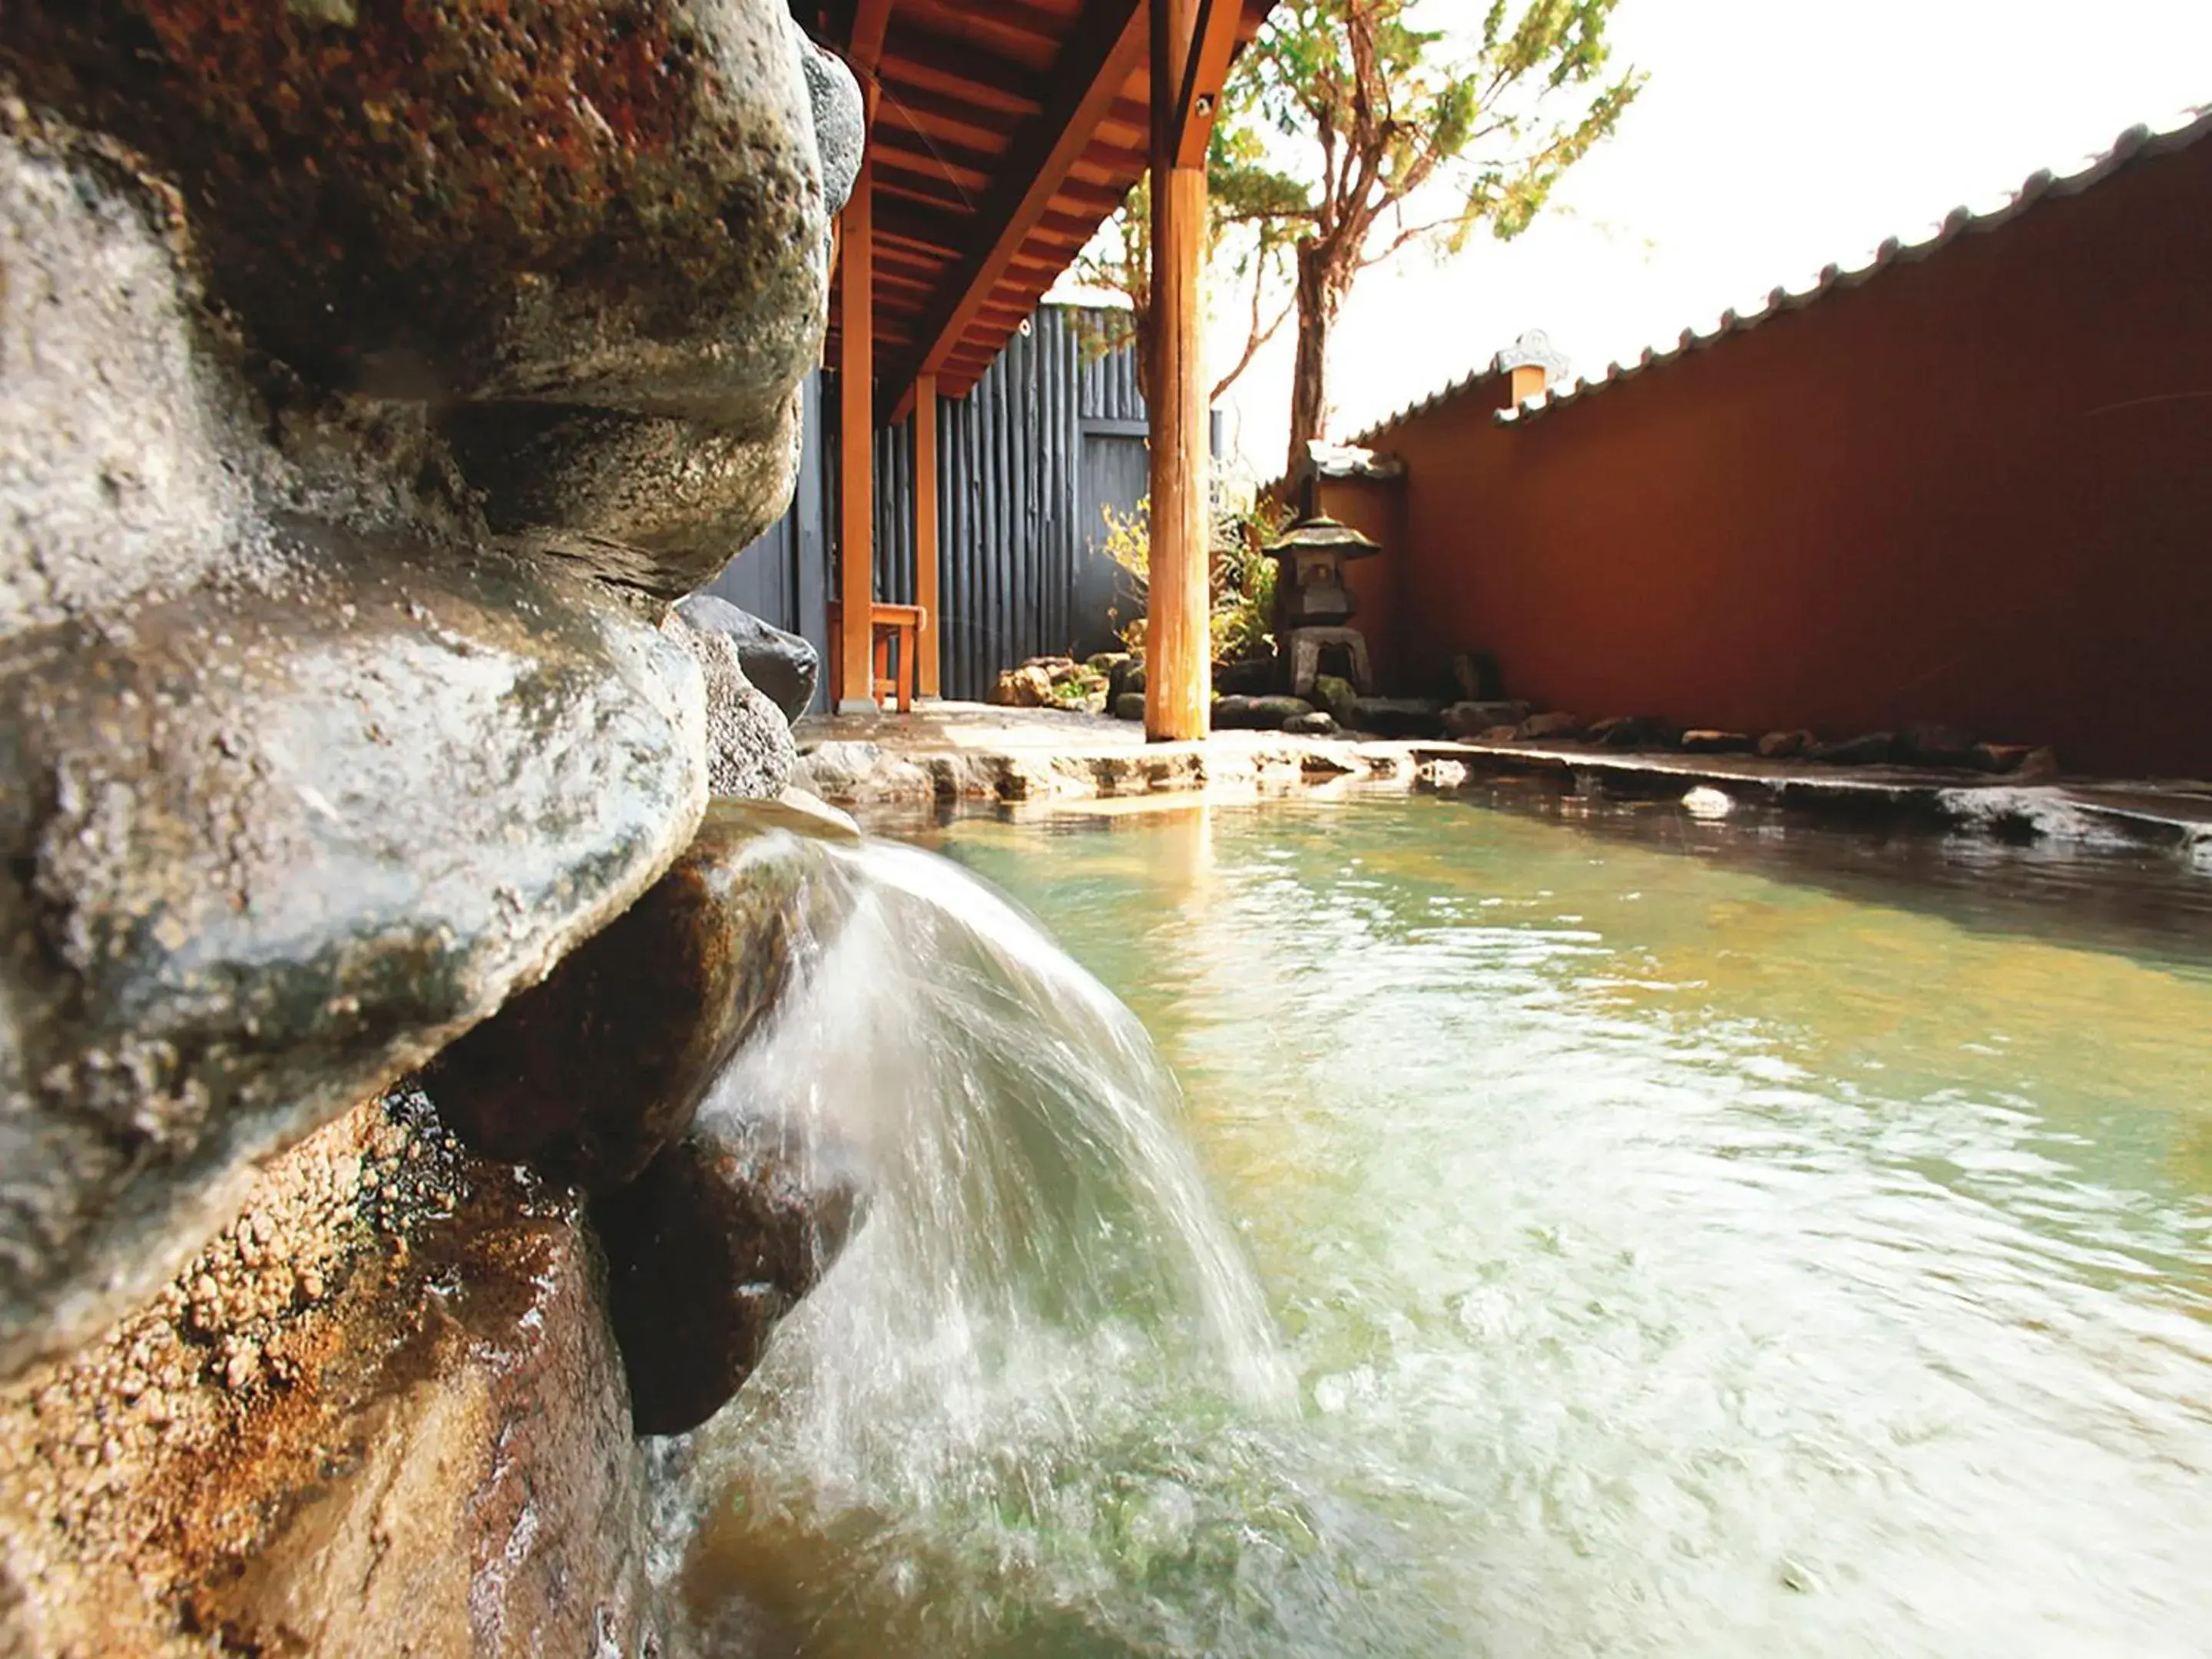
[912, 372, 942, 699]
[836, 149, 877, 713]
[1144, 0, 1209, 742]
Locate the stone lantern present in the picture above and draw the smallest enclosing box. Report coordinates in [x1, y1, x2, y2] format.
[1263, 512, 1383, 697]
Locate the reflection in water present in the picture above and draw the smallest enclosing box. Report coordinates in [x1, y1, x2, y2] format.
[678, 796, 2212, 1657]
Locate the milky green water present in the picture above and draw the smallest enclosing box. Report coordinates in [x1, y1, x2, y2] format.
[688, 793, 2212, 1657]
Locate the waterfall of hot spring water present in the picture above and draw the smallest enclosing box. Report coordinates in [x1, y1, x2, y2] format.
[653, 828, 1294, 1651]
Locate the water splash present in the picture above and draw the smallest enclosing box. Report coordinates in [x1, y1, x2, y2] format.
[655, 830, 1317, 1654]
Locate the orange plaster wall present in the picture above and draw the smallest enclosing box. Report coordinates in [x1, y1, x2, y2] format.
[1356, 131, 2212, 777]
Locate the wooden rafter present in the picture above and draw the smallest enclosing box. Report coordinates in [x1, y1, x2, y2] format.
[848, 0, 893, 73]
[880, 41, 1044, 118]
[876, 0, 1148, 420]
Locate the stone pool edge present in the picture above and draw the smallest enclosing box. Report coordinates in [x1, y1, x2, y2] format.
[792, 720, 2212, 866]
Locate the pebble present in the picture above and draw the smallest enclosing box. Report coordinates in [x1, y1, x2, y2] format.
[1682, 785, 1734, 819]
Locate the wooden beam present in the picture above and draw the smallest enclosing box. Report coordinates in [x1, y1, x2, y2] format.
[847, 0, 892, 73]
[878, 0, 1147, 421]
[836, 151, 878, 712]
[913, 373, 941, 698]
[1145, 0, 1209, 742]
[1172, 0, 1243, 168]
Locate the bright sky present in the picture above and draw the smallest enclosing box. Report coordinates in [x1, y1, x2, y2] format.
[1193, 0, 2212, 481]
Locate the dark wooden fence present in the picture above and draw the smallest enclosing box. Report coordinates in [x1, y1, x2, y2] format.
[700, 303, 1215, 707]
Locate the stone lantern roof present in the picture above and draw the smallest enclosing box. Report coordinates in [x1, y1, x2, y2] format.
[1261, 513, 1384, 560]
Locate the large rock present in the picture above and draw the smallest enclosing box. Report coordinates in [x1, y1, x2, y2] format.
[1214, 694, 1313, 731]
[0, 1089, 664, 1658]
[594, 1098, 863, 1436]
[0, 106, 263, 638]
[1681, 729, 1754, 754]
[1899, 721, 1980, 768]
[1350, 697, 1448, 739]
[443, 396, 811, 595]
[677, 591, 820, 722]
[2, 0, 850, 416]
[1515, 710, 1585, 742]
[0, 529, 708, 1377]
[801, 39, 866, 219]
[1311, 674, 1363, 726]
[668, 610, 800, 800]
[994, 664, 1055, 707]
[790, 740, 936, 803]
[1212, 655, 1278, 696]
[2, 0, 863, 594]
[1585, 714, 1681, 749]
[1444, 699, 1532, 738]
[1811, 731, 1900, 767]
[426, 802, 843, 1194]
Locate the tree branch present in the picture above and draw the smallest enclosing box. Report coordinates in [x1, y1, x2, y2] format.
[1211, 276, 1294, 401]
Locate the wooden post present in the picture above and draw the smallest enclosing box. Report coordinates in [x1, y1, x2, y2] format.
[836, 151, 876, 713]
[1145, 0, 1209, 742]
[913, 372, 941, 700]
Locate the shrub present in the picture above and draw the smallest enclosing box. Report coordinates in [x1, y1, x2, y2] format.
[1101, 494, 1290, 664]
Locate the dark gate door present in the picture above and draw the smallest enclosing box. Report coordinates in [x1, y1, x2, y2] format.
[1075, 419, 1150, 659]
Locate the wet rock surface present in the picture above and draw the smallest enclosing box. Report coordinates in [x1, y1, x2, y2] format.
[2, 0, 845, 416]
[677, 591, 820, 723]
[446, 396, 810, 597]
[0, 103, 259, 636]
[425, 802, 838, 1194]
[670, 608, 802, 800]
[795, 740, 939, 803]
[3, 0, 860, 597]
[0, 528, 707, 1376]
[0, 1088, 663, 1658]
[595, 1098, 863, 1436]
[2, 0, 856, 1644]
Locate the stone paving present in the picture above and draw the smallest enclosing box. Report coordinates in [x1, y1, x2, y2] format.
[793, 702, 2212, 863]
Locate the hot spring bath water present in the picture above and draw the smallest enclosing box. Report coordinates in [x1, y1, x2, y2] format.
[660, 793, 2212, 1657]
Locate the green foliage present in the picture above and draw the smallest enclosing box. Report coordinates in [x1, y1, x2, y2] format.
[1099, 494, 1290, 664]
[1078, 0, 1642, 465]
[1242, 0, 1641, 254]
[1100, 496, 1153, 652]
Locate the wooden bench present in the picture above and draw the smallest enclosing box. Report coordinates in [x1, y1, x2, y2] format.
[826, 601, 927, 713]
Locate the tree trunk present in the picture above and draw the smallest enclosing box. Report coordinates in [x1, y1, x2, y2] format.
[1285, 239, 1334, 485]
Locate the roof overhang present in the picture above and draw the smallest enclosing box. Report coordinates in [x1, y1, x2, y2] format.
[798, 0, 1273, 416]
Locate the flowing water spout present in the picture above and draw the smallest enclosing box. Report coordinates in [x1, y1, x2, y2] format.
[649, 830, 1295, 1651]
